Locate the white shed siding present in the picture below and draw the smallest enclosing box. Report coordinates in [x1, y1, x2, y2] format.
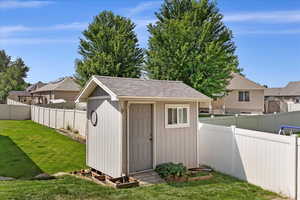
[155, 101, 197, 168]
[87, 99, 122, 178]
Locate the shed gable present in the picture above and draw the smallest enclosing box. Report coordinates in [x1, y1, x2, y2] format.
[90, 86, 109, 97]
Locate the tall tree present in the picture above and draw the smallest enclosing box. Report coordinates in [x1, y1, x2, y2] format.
[75, 11, 144, 86]
[0, 50, 29, 103]
[146, 0, 240, 97]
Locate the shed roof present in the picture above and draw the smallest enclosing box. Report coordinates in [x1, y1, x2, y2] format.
[32, 77, 80, 93]
[76, 75, 211, 102]
[227, 73, 265, 90]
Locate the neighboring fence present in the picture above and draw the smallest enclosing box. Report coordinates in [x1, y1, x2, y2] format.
[0, 104, 31, 120]
[198, 122, 298, 199]
[7, 98, 28, 106]
[200, 111, 300, 133]
[287, 102, 300, 112]
[31, 105, 87, 137]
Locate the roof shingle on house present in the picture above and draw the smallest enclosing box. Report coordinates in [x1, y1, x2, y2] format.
[32, 77, 80, 93]
[77, 75, 211, 102]
[265, 81, 300, 96]
[26, 81, 46, 92]
[8, 90, 31, 97]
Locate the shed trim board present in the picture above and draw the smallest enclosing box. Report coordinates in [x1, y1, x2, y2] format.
[76, 77, 118, 102]
[127, 101, 156, 174]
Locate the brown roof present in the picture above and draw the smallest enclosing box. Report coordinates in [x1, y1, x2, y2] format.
[77, 76, 211, 101]
[32, 77, 80, 93]
[9, 91, 31, 97]
[26, 81, 46, 92]
[265, 81, 300, 96]
[227, 73, 265, 90]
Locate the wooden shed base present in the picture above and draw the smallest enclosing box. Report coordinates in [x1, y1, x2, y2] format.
[71, 169, 139, 189]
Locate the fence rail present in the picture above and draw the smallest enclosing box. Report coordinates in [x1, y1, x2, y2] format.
[31, 105, 87, 137]
[198, 122, 298, 199]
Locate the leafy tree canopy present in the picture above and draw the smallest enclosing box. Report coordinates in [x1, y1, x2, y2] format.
[0, 50, 29, 103]
[75, 11, 144, 86]
[146, 0, 240, 97]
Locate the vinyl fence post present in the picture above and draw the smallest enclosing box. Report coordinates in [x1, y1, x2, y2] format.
[231, 125, 236, 176]
[292, 135, 298, 200]
[63, 109, 65, 129]
[73, 110, 76, 130]
[55, 109, 57, 129]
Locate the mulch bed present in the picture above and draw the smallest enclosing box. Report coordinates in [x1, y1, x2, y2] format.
[165, 167, 213, 183]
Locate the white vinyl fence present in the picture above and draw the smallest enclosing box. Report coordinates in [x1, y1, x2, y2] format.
[31, 105, 87, 137]
[7, 98, 28, 106]
[198, 123, 298, 199]
[288, 102, 300, 112]
[200, 111, 300, 133]
[0, 104, 31, 120]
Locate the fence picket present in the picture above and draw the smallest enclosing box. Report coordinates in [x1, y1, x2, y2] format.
[198, 122, 297, 199]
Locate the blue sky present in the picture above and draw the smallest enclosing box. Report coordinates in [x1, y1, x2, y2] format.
[0, 0, 299, 88]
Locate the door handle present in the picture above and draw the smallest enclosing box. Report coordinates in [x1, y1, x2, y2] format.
[149, 137, 153, 141]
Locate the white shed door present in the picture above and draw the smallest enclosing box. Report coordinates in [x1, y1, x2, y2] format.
[129, 104, 153, 173]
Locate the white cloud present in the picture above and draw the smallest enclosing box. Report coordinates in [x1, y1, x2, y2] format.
[0, 22, 87, 36]
[127, 1, 161, 16]
[50, 22, 88, 30]
[224, 10, 300, 23]
[236, 29, 300, 35]
[0, 38, 76, 45]
[0, 0, 53, 9]
[0, 25, 30, 35]
[133, 19, 156, 29]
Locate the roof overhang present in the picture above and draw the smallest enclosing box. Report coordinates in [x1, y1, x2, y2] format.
[75, 76, 118, 103]
[118, 96, 211, 102]
[76, 76, 212, 103]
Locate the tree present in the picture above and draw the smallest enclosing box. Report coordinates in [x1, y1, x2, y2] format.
[0, 50, 29, 103]
[146, 0, 240, 97]
[75, 11, 144, 86]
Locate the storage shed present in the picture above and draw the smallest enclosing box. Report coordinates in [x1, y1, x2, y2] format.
[76, 75, 211, 178]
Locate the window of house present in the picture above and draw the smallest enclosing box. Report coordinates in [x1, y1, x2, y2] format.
[238, 91, 250, 102]
[165, 104, 190, 128]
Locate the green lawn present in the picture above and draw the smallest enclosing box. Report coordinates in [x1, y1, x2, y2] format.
[0, 174, 281, 200]
[0, 120, 86, 179]
[0, 120, 283, 200]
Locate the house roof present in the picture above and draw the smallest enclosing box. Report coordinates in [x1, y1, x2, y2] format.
[26, 81, 46, 92]
[265, 81, 300, 96]
[76, 75, 211, 102]
[32, 77, 81, 93]
[227, 73, 265, 90]
[9, 91, 31, 97]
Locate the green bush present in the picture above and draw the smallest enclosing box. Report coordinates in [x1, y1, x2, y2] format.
[155, 163, 187, 178]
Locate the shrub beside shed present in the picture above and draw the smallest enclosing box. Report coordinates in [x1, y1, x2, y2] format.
[76, 76, 211, 178]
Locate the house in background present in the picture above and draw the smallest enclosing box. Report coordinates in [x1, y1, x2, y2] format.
[265, 81, 300, 113]
[211, 73, 265, 115]
[31, 77, 81, 104]
[76, 75, 211, 177]
[8, 81, 45, 104]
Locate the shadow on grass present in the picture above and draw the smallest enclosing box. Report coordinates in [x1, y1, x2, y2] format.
[0, 135, 42, 179]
